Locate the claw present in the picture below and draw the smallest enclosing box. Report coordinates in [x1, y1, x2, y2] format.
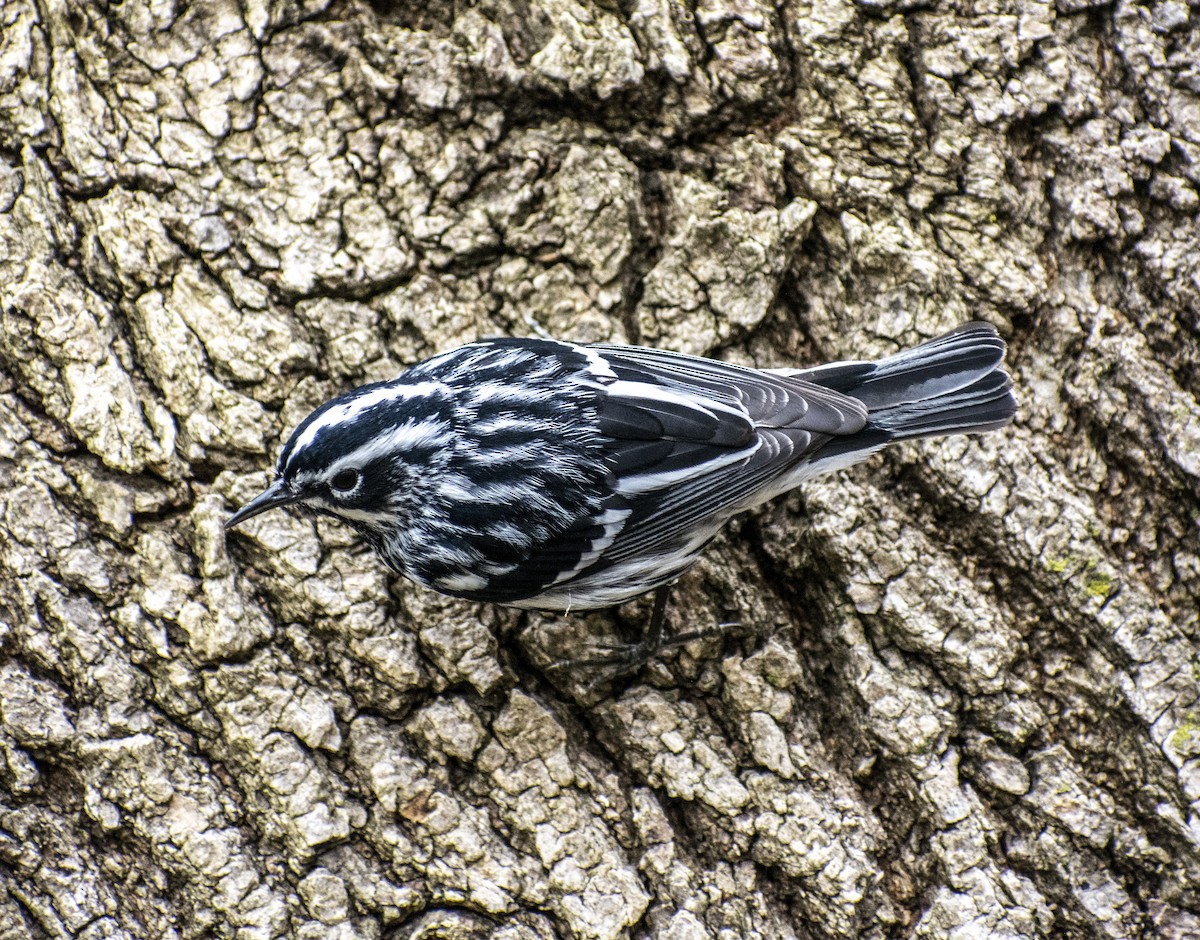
[551, 620, 737, 679]
[542, 586, 741, 681]
[549, 641, 654, 675]
[544, 641, 640, 674]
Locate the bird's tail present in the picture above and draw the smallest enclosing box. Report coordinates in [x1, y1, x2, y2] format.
[783, 322, 1017, 461]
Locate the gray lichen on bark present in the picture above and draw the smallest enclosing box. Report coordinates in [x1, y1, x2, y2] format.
[1, 0, 1199, 937]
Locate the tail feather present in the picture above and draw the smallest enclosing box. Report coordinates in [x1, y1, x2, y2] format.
[800, 322, 1016, 461]
[869, 368, 1016, 440]
[846, 322, 1008, 410]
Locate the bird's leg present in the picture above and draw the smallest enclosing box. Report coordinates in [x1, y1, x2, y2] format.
[550, 584, 735, 677]
[636, 582, 672, 658]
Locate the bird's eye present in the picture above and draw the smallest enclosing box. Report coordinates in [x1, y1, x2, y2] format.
[329, 468, 361, 494]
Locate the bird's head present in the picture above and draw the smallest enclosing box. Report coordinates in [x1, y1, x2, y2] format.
[225, 380, 454, 534]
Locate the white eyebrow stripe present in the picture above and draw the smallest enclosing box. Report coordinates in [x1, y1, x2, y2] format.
[324, 419, 453, 475]
[288, 381, 443, 459]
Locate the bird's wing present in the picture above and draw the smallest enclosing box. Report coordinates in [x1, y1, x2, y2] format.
[590, 344, 868, 431]
[584, 345, 868, 564]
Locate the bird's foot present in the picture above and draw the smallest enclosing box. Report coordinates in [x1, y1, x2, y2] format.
[547, 621, 739, 680]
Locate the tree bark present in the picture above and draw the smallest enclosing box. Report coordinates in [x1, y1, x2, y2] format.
[2, 0, 1198, 937]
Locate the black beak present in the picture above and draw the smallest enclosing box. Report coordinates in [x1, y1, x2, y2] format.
[225, 479, 302, 529]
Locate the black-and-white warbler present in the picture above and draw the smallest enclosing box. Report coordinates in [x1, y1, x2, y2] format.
[227, 323, 1016, 670]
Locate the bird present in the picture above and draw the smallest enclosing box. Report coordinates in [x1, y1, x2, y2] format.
[226, 322, 1016, 672]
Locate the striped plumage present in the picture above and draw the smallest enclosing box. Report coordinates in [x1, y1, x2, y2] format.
[227, 324, 1016, 621]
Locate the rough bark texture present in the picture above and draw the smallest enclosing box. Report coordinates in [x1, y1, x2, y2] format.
[1, 0, 1198, 937]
